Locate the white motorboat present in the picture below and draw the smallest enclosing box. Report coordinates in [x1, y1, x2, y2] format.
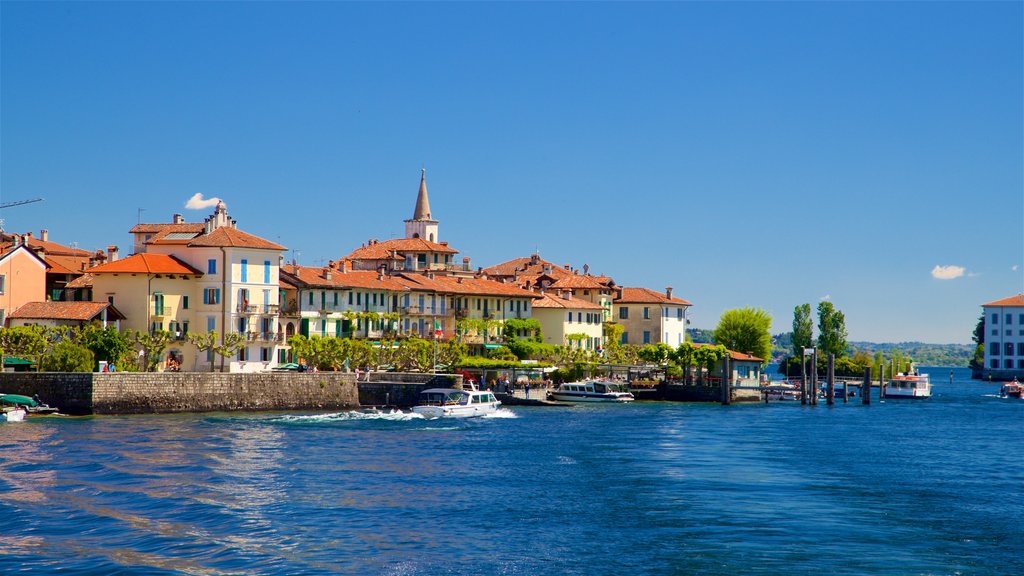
[411, 388, 501, 419]
[884, 372, 931, 399]
[1, 406, 27, 422]
[549, 380, 634, 403]
[765, 381, 801, 401]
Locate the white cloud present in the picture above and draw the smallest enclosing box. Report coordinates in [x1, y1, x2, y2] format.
[1013, 265, 1019, 272]
[931, 265, 966, 280]
[819, 294, 831, 301]
[185, 193, 223, 210]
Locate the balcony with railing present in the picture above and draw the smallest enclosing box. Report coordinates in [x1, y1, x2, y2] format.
[262, 304, 279, 315]
[152, 306, 174, 318]
[237, 303, 259, 314]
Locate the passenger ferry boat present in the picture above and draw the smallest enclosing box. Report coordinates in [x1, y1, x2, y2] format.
[884, 372, 931, 399]
[411, 388, 501, 419]
[549, 380, 634, 403]
[1000, 379, 1022, 399]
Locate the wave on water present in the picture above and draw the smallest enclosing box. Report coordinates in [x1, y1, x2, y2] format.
[273, 410, 426, 423]
[482, 408, 518, 419]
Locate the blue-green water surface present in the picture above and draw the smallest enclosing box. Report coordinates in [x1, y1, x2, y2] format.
[1, 367, 1021, 575]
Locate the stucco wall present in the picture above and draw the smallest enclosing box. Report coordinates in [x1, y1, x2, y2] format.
[0, 372, 358, 415]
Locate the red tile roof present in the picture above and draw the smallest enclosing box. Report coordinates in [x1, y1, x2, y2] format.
[531, 292, 604, 310]
[394, 274, 539, 298]
[549, 275, 608, 290]
[281, 265, 410, 291]
[693, 343, 763, 363]
[0, 233, 92, 257]
[65, 273, 95, 289]
[187, 227, 286, 250]
[343, 238, 459, 261]
[483, 255, 574, 281]
[983, 294, 1024, 307]
[10, 301, 126, 321]
[86, 253, 204, 275]
[615, 287, 692, 306]
[130, 222, 205, 235]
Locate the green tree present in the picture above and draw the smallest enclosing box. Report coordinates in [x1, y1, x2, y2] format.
[792, 304, 814, 357]
[129, 329, 172, 371]
[638, 342, 673, 364]
[40, 340, 94, 372]
[213, 332, 245, 370]
[816, 301, 848, 358]
[969, 314, 985, 373]
[187, 331, 220, 372]
[75, 324, 132, 368]
[713, 307, 772, 363]
[693, 344, 728, 376]
[0, 326, 50, 370]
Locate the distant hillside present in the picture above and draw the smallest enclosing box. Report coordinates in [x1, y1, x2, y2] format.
[688, 329, 973, 366]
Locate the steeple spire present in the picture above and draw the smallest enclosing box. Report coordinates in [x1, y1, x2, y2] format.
[413, 168, 432, 220]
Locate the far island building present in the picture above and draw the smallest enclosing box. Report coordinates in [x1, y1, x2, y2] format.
[614, 287, 691, 346]
[981, 293, 1024, 380]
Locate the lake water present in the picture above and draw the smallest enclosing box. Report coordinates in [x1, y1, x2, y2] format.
[1, 366, 1021, 575]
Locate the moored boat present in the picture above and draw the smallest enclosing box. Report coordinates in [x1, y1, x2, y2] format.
[411, 388, 501, 419]
[1, 406, 27, 422]
[1, 393, 59, 416]
[549, 380, 634, 403]
[884, 372, 931, 399]
[765, 381, 801, 401]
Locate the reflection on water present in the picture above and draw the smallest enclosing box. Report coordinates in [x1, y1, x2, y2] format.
[0, 370, 1020, 575]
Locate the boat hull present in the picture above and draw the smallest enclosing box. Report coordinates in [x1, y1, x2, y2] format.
[411, 404, 500, 419]
[549, 392, 633, 403]
[1, 408, 27, 422]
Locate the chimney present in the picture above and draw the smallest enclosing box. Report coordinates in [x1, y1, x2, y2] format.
[40, 229, 48, 242]
[324, 268, 333, 281]
[172, 214, 184, 224]
[564, 264, 570, 270]
[561, 290, 571, 300]
[107, 245, 119, 262]
[530, 254, 539, 265]
[543, 265, 552, 274]
[666, 287, 673, 299]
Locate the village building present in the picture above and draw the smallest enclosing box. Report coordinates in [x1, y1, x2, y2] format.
[614, 287, 691, 346]
[0, 241, 48, 327]
[981, 293, 1024, 380]
[104, 202, 287, 372]
[1, 230, 111, 302]
[530, 290, 605, 351]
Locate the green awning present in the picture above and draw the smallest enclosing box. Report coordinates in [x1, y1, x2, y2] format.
[1, 394, 37, 407]
[483, 344, 503, 349]
[3, 357, 33, 366]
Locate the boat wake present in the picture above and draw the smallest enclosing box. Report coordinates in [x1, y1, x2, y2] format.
[481, 408, 518, 419]
[274, 410, 426, 423]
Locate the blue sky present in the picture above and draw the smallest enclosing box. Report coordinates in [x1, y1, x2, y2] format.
[2, 1, 1021, 344]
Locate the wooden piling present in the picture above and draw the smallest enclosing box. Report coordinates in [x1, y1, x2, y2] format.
[826, 354, 835, 405]
[721, 356, 731, 405]
[800, 350, 808, 406]
[880, 363, 886, 399]
[862, 366, 871, 405]
[811, 349, 818, 405]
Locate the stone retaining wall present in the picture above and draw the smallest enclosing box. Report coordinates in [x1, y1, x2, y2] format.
[0, 372, 359, 415]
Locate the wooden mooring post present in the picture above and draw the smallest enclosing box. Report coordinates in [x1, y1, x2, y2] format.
[721, 357, 731, 405]
[800, 348, 808, 406]
[880, 363, 886, 399]
[811, 348, 818, 405]
[825, 354, 835, 405]
[862, 366, 871, 405]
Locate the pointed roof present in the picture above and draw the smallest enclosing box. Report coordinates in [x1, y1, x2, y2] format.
[411, 169, 433, 221]
[186, 226, 286, 250]
[10, 301, 126, 322]
[87, 253, 204, 275]
[983, 294, 1024, 307]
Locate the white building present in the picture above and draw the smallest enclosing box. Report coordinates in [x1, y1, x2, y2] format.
[613, 287, 691, 347]
[130, 202, 287, 372]
[981, 293, 1024, 379]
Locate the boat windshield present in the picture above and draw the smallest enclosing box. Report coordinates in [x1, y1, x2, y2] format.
[420, 391, 467, 405]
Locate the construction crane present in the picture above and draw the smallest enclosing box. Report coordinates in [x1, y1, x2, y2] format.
[0, 198, 45, 209]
